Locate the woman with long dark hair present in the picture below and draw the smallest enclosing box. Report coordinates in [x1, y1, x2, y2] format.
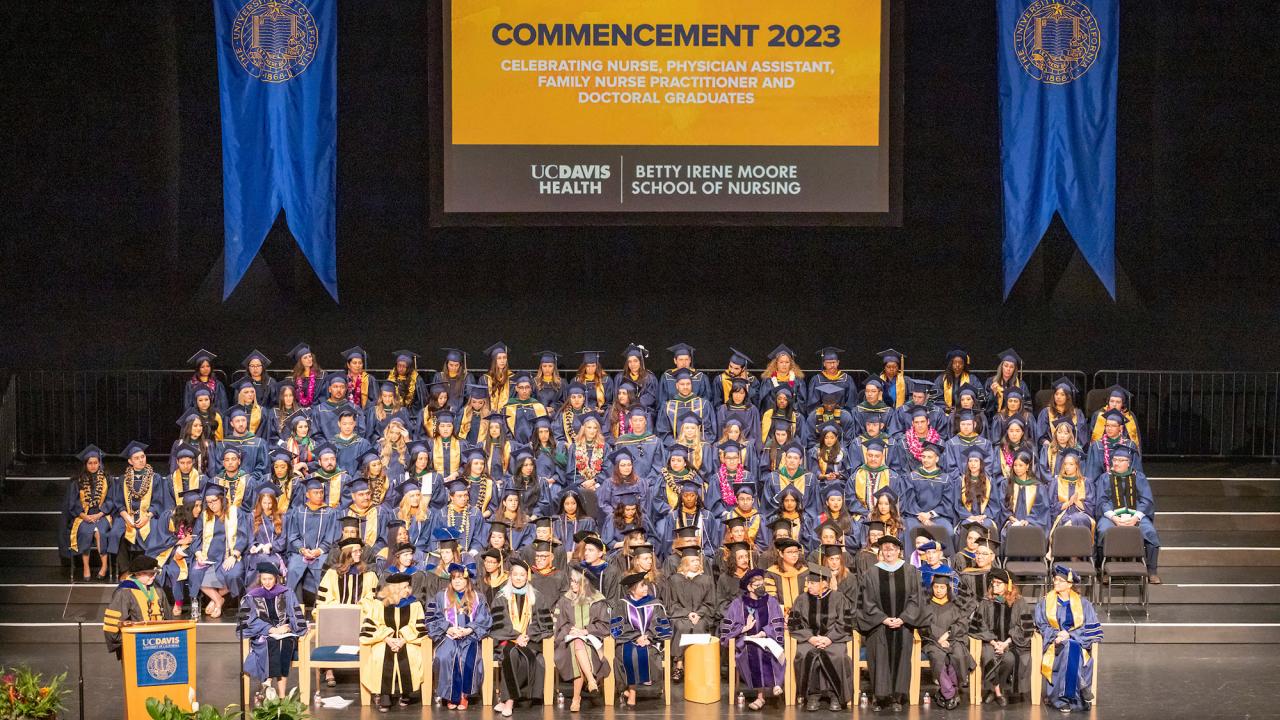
[428, 563, 493, 709]
[64, 445, 118, 579]
[287, 342, 322, 408]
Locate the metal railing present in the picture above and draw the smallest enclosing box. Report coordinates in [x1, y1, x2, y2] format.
[1094, 371, 1280, 458]
[7, 367, 1277, 460]
[0, 375, 16, 494]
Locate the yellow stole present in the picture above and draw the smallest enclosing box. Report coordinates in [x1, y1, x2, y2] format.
[1012, 482, 1038, 514]
[852, 466, 890, 507]
[200, 510, 239, 561]
[432, 437, 462, 475]
[880, 372, 907, 408]
[942, 372, 971, 408]
[1090, 413, 1142, 450]
[561, 407, 580, 445]
[468, 475, 494, 515]
[348, 505, 382, 546]
[171, 471, 201, 505]
[121, 468, 156, 544]
[1040, 590, 1088, 680]
[70, 473, 111, 553]
[765, 564, 802, 613]
[487, 374, 512, 411]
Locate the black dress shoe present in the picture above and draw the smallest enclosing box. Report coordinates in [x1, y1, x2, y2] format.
[997, 695, 1009, 707]
[829, 698, 843, 711]
[871, 700, 885, 713]
[984, 691, 996, 704]
[891, 701, 903, 713]
[805, 696, 821, 712]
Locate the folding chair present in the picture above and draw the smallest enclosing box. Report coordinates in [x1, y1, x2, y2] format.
[1003, 525, 1050, 598]
[298, 604, 370, 705]
[1101, 525, 1149, 608]
[1049, 526, 1099, 602]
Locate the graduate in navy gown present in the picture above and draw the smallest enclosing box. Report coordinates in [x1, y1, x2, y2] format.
[948, 447, 1005, 547]
[616, 344, 659, 411]
[427, 563, 493, 708]
[1094, 446, 1161, 583]
[64, 445, 119, 579]
[807, 347, 857, 411]
[711, 347, 757, 406]
[1002, 449, 1053, 537]
[189, 484, 248, 617]
[658, 343, 712, 406]
[1034, 566, 1102, 713]
[184, 349, 228, 412]
[984, 349, 1029, 416]
[900, 441, 954, 547]
[285, 478, 340, 603]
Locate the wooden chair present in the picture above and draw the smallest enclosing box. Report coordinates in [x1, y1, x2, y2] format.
[480, 637, 556, 706]
[907, 630, 923, 705]
[1029, 632, 1100, 707]
[968, 637, 983, 705]
[783, 630, 796, 704]
[602, 636, 616, 706]
[727, 638, 736, 701]
[784, 631, 864, 708]
[297, 604, 370, 706]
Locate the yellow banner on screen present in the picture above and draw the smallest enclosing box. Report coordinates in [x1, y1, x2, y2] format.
[449, 0, 882, 146]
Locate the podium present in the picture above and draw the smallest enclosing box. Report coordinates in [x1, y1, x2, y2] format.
[120, 621, 198, 720]
[682, 641, 721, 704]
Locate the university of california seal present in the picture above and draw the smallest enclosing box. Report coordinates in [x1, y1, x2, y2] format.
[231, 0, 319, 83]
[1013, 0, 1101, 85]
[147, 650, 179, 681]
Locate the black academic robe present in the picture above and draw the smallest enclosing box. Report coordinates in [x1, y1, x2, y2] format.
[788, 590, 856, 703]
[971, 596, 1034, 696]
[489, 591, 555, 701]
[103, 580, 172, 657]
[857, 562, 922, 700]
[664, 572, 715, 659]
[918, 598, 973, 700]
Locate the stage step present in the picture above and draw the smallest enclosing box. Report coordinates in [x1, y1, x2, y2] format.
[1148, 477, 1280, 497]
[1157, 511, 1280, 532]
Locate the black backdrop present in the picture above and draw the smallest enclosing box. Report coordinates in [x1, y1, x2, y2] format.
[2, 1, 1276, 372]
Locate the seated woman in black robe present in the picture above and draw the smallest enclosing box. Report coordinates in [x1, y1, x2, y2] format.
[788, 563, 855, 712]
[490, 559, 554, 717]
[554, 569, 613, 711]
[972, 567, 1034, 705]
[917, 572, 972, 709]
[857, 535, 921, 712]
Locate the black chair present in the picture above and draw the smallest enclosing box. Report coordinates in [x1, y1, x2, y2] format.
[1033, 389, 1054, 414]
[1100, 525, 1149, 609]
[1003, 525, 1049, 597]
[1084, 389, 1112, 418]
[1049, 525, 1098, 602]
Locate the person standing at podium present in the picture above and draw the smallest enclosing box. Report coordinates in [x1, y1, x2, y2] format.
[103, 555, 172, 659]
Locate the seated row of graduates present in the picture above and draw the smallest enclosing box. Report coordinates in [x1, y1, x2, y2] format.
[244, 526, 1097, 714]
[175, 343, 1141, 479]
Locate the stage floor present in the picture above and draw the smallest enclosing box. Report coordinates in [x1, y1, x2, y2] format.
[6, 642, 1275, 720]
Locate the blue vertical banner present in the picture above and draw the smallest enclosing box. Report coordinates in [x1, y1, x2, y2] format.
[215, 0, 338, 301]
[998, 0, 1117, 298]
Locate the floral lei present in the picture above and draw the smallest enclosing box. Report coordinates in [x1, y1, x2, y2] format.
[905, 426, 941, 459]
[716, 463, 743, 506]
[295, 373, 318, 406]
[575, 442, 604, 479]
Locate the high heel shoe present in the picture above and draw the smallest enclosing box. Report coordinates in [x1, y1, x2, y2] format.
[570, 698, 581, 712]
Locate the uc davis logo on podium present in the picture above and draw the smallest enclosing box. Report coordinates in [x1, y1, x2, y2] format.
[136, 631, 190, 687]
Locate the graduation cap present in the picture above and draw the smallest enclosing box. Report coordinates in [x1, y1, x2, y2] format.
[609, 446, 635, 464]
[877, 348, 905, 367]
[578, 534, 606, 551]
[667, 445, 689, 460]
[377, 381, 399, 395]
[313, 442, 336, 458]
[532, 539, 557, 553]
[676, 478, 703, 496]
[341, 346, 367, 362]
[621, 572, 649, 589]
[995, 348, 1023, 367]
[348, 479, 371, 494]
[820, 543, 845, 559]
[767, 344, 796, 360]
[440, 348, 465, 364]
[191, 386, 212, 399]
[873, 535, 903, 549]
[917, 540, 941, 552]
[806, 563, 833, 580]
[1111, 445, 1137, 461]
[484, 410, 506, 424]
[863, 376, 885, 391]
[616, 380, 638, 395]
[772, 385, 794, 400]
[511, 446, 534, 464]
[1050, 416, 1076, 431]
[202, 483, 226, 498]
[733, 482, 755, 497]
[964, 445, 989, 461]
[728, 347, 753, 366]
[226, 406, 248, 421]
[729, 377, 751, 392]
[782, 440, 805, 456]
[360, 452, 381, 468]
[534, 350, 560, 365]
[863, 519, 887, 534]
[816, 347, 844, 361]
[121, 441, 148, 459]
[289, 414, 311, 431]
[672, 368, 693, 382]
[822, 484, 846, 499]
[1014, 448, 1035, 464]
[956, 383, 981, 399]
[180, 488, 203, 505]
[513, 372, 533, 386]
[231, 377, 257, 394]
[338, 536, 363, 549]
[718, 440, 743, 456]
[566, 382, 587, 397]
[814, 383, 843, 400]
[630, 543, 656, 557]
[678, 545, 702, 558]
[815, 422, 841, 439]
[336, 405, 358, 419]
[622, 344, 649, 360]
[577, 351, 604, 365]
[945, 348, 970, 364]
[863, 438, 887, 454]
[255, 485, 279, 500]
[1053, 565, 1079, 583]
[725, 541, 751, 555]
[304, 478, 324, 491]
[173, 446, 196, 461]
[287, 343, 313, 361]
[325, 373, 348, 388]
[129, 556, 160, 574]
[398, 481, 421, 496]
[386, 572, 413, 585]
[930, 571, 955, 586]
[484, 342, 509, 358]
[921, 440, 945, 456]
[910, 379, 935, 395]
[509, 557, 531, 572]
[241, 350, 271, 369]
[435, 410, 457, 424]
[187, 349, 217, 367]
[677, 410, 702, 427]
[445, 478, 470, 494]
[574, 410, 602, 428]
[1004, 387, 1027, 402]
[533, 416, 552, 430]
[1102, 408, 1127, 424]
[975, 536, 1001, 552]
[724, 515, 748, 530]
[407, 441, 429, 457]
[667, 342, 695, 358]
[873, 486, 898, 503]
[955, 408, 978, 422]
[774, 537, 802, 551]
[627, 406, 648, 419]
[1052, 376, 1079, 394]
[1004, 415, 1028, 430]
[395, 542, 417, 556]
[487, 519, 510, 532]
[909, 405, 931, 420]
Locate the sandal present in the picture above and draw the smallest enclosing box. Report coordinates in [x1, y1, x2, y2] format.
[748, 698, 767, 711]
[325, 674, 336, 687]
[459, 697, 469, 710]
[570, 698, 581, 712]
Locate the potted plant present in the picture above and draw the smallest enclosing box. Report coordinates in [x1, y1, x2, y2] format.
[249, 690, 309, 720]
[0, 666, 68, 720]
[144, 697, 241, 720]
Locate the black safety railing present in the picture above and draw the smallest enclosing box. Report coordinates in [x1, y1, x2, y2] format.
[1094, 371, 1280, 458]
[0, 375, 17, 494]
[8, 367, 1277, 460]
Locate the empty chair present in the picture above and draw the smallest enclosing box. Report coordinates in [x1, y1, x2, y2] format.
[1048, 526, 1098, 602]
[1003, 526, 1049, 597]
[1100, 525, 1149, 608]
